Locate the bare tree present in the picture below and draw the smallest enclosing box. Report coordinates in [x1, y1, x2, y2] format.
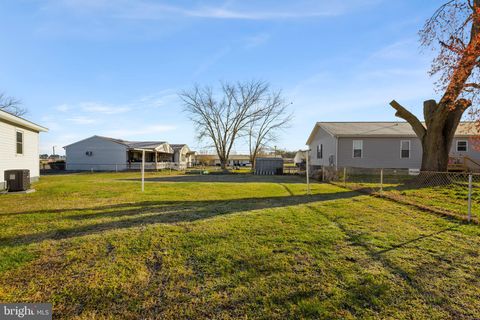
[180, 81, 270, 170]
[390, 0, 480, 171]
[0, 93, 26, 117]
[248, 92, 292, 165]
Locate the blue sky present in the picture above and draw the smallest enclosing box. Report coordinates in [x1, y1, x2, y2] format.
[0, 0, 441, 155]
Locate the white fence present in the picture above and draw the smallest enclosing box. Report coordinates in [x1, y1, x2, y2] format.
[65, 162, 187, 172]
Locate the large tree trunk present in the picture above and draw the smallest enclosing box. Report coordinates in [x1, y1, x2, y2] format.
[421, 128, 451, 171]
[391, 99, 469, 172]
[220, 159, 228, 170]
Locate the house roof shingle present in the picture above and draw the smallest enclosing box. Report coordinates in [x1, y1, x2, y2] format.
[64, 135, 172, 152]
[307, 121, 479, 144]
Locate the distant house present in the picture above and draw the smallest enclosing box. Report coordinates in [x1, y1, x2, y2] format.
[170, 144, 196, 168]
[64, 136, 194, 171]
[293, 150, 306, 165]
[196, 154, 251, 167]
[306, 122, 480, 171]
[0, 109, 48, 190]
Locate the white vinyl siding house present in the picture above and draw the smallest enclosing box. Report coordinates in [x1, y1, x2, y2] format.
[0, 110, 48, 190]
[306, 122, 480, 170]
[64, 136, 194, 171]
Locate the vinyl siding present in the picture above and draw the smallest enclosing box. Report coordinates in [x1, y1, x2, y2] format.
[450, 138, 480, 159]
[308, 127, 337, 167]
[0, 119, 40, 190]
[337, 137, 423, 169]
[337, 137, 480, 169]
[65, 136, 128, 171]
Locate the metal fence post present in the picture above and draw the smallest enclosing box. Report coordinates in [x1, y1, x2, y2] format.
[343, 167, 346, 188]
[468, 174, 472, 222]
[380, 168, 384, 193]
[306, 149, 311, 195]
[141, 150, 145, 192]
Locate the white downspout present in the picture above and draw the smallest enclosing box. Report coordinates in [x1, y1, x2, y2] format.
[335, 137, 339, 170]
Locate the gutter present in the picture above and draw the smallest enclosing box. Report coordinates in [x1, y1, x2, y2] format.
[335, 137, 338, 170]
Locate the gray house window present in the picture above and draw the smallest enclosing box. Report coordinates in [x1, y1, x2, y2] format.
[353, 140, 363, 158]
[317, 144, 323, 159]
[16, 130, 23, 155]
[457, 140, 468, 152]
[400, 140, 410, 159]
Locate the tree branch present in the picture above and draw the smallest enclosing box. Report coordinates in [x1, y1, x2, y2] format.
[390, 100, 427, 139]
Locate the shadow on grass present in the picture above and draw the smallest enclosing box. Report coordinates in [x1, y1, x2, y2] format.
[0, 191, 360, 248]
[120, 174, 308, 184]
[306, 204, 463, 318]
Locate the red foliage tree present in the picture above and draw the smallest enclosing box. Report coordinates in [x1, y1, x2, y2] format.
[390, 0, 480, 171]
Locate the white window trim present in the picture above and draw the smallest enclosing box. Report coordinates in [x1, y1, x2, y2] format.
[352, 140, 363, 158]
[400, 140, 411, 159]
[15, 129, 24, 156]
[456, 140, 468, 152]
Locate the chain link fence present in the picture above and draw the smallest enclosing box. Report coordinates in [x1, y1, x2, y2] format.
[324, 167, 479, 223]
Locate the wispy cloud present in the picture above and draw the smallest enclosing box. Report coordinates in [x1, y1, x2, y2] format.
[80, 102, 131, 114]
[193, 46, 231, 78]
[244, 33, 270, 49]
[55, 91, 179, 117]
[48, 0, 382, 21]
[66, 116, 97, 125]
[105, 125, 176, 137]
[136, 90, 180, 108]
[369, 39, 419, 61]
[55, 104, 70, 112]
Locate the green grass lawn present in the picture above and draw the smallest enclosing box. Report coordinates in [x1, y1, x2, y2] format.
[1, 172, 479, 319]
[336, 177, 480, 222]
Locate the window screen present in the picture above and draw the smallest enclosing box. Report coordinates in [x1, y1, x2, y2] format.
[401, 140, 410, 159]
[16, 131, 23, 155]
[353, 140, 363, 158]
[457, 140, 467, 152]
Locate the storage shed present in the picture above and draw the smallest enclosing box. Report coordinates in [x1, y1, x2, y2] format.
[254, 158, 284, 175]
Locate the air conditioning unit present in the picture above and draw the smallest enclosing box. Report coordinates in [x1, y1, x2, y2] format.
[4, 169, 30, 192]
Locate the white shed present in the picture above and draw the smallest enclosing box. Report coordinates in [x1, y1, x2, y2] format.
[0, 110, 48, 190]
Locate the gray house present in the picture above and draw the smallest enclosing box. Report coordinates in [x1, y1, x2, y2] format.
[306, 122, 480, 170]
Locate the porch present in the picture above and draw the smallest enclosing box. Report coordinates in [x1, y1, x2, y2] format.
[448, 155, 480, 172]
[127, 149, 186, 170]
[127, 162, 187, 171]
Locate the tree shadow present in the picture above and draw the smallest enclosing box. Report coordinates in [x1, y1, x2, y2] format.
[0, 191, 360, 248]
[305, 204, 464, 318]
[120, 174, 308, 184]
